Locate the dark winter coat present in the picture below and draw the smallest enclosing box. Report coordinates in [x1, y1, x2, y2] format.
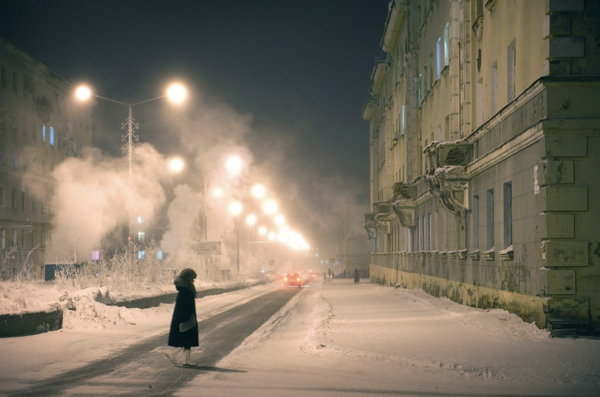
[168, 277, 199, 348]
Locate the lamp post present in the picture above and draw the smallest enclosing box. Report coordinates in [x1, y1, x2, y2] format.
[75, 84, 186, 242]
[229, 201, 243, 273]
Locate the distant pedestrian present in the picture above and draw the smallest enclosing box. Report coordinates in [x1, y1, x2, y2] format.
[354, 268, 360, 284]
[166, 268, 199, 366]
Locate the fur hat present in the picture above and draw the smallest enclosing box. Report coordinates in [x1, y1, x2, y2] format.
[178, 268, 197, 281]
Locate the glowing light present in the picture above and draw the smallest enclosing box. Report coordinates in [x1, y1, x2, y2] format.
[226, 155, 243, 176]
[251, 184, 266, 198]
[274, 214, 285, 226]
[258, 226, 267, 236]
[212, 188, 223, 197]
[75, 86, 92, 101]
[229, 201, 243, 216]
[166, 83, 187, 104]
[169, 158, 184, 173]
[246, 214, 257, 226]
[263, 200, 278, 214]
[280, 225, 290, 235]
[267, 232, 275, 241]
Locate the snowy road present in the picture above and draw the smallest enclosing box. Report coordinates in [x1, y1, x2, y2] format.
[2, 280, 600, 397]
[4, 286, 303, 397]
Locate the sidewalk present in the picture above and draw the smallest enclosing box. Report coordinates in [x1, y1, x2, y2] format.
[177, 279, 600, 397]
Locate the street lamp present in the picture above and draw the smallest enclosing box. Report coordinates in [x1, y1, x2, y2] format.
[230, 201, 243, 273]
[76, 83, 187, 242]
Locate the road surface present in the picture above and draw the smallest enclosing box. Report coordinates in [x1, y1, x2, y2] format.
[8, 285, 304, 397]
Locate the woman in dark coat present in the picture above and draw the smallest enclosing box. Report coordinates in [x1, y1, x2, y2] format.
[166, 268, 199, 366]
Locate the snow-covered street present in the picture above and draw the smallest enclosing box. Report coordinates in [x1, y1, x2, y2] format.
[2, 279, 600, 396]
[181, 279, 600, 397]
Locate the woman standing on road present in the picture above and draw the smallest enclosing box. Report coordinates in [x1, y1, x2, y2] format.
[166, 268, 199, 366]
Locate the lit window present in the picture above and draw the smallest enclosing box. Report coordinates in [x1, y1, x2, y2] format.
[137, 232, 145, 242]
[157, 250, 164, 260]
[42, 124, 46, 142]
[401, 106, 405, 135]
[49, 127, 54, 146]
[91, 251, 100, 261]
[444, 23, 450, 66]
[436, 38, 442, 79]
[137, 250, 146, 259]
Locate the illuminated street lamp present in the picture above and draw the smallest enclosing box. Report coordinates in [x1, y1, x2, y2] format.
[263, 199, 278, 214]
[225, 155, 243, 177]
[76, 83, 187, 242]
[251, 184, 265, 198]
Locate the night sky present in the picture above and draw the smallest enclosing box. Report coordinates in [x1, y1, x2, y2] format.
[0, 0, 389, 252]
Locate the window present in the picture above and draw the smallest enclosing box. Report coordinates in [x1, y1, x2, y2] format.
[417, 74, 422, 103]
[12, 150, 18, 169]
[476, 79, 483, 126]
[415, 217, 420, 251]
[157, 250, 164, 260]
[12, 230, 18, 248]
[12, 190, 17, 209]
[32, 121, 36, 140]
[444, 23, 450, 66]
[422, 215, 426, 250]
[92, 251, 100, 261]
[137, 250, 146, 260]
[21, 191, 25, 211]
[0, 229, 4, 249]
[507, 40, 516, 102]
[41, 231, 45, 249]
[427, 213, 432, 250]
[137, 232, 145, 242]
[401, 106, 405, 135]
[49, 127, 54, 146]
[477, 0, 484, 17]
[424, 64, 428, 92]
[42, 124, 46, 142]
[472, 195, 480, 250]
[0, 186, 4, 207]
[436, 38, 442, 79]
[503, 182, 512, 248]
[490, 62, 498, 115]
[1, 66, 6, 88]
[486, 189, 494, 250]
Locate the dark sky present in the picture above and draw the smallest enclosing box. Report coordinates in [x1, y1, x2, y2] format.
[0, 0, 389, 252]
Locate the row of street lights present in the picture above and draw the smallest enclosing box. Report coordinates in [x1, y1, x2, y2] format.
[75, 83, 187, 242]
[75, 81, 309, 273]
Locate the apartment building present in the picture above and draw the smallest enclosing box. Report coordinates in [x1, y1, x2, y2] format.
[363, 0, 600, 334]
[0, 37, 91, 279]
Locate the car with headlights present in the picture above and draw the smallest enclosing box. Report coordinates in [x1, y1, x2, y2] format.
[307, 270, 317, 279]
[283, 273, 302, 287]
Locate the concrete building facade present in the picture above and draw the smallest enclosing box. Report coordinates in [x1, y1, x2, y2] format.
[363, 0, 600, 334]
[0, 37, 91, 279]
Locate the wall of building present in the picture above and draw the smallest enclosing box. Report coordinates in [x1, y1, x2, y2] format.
[364, 0, 600, 333]
[0, 37, 92, 278]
